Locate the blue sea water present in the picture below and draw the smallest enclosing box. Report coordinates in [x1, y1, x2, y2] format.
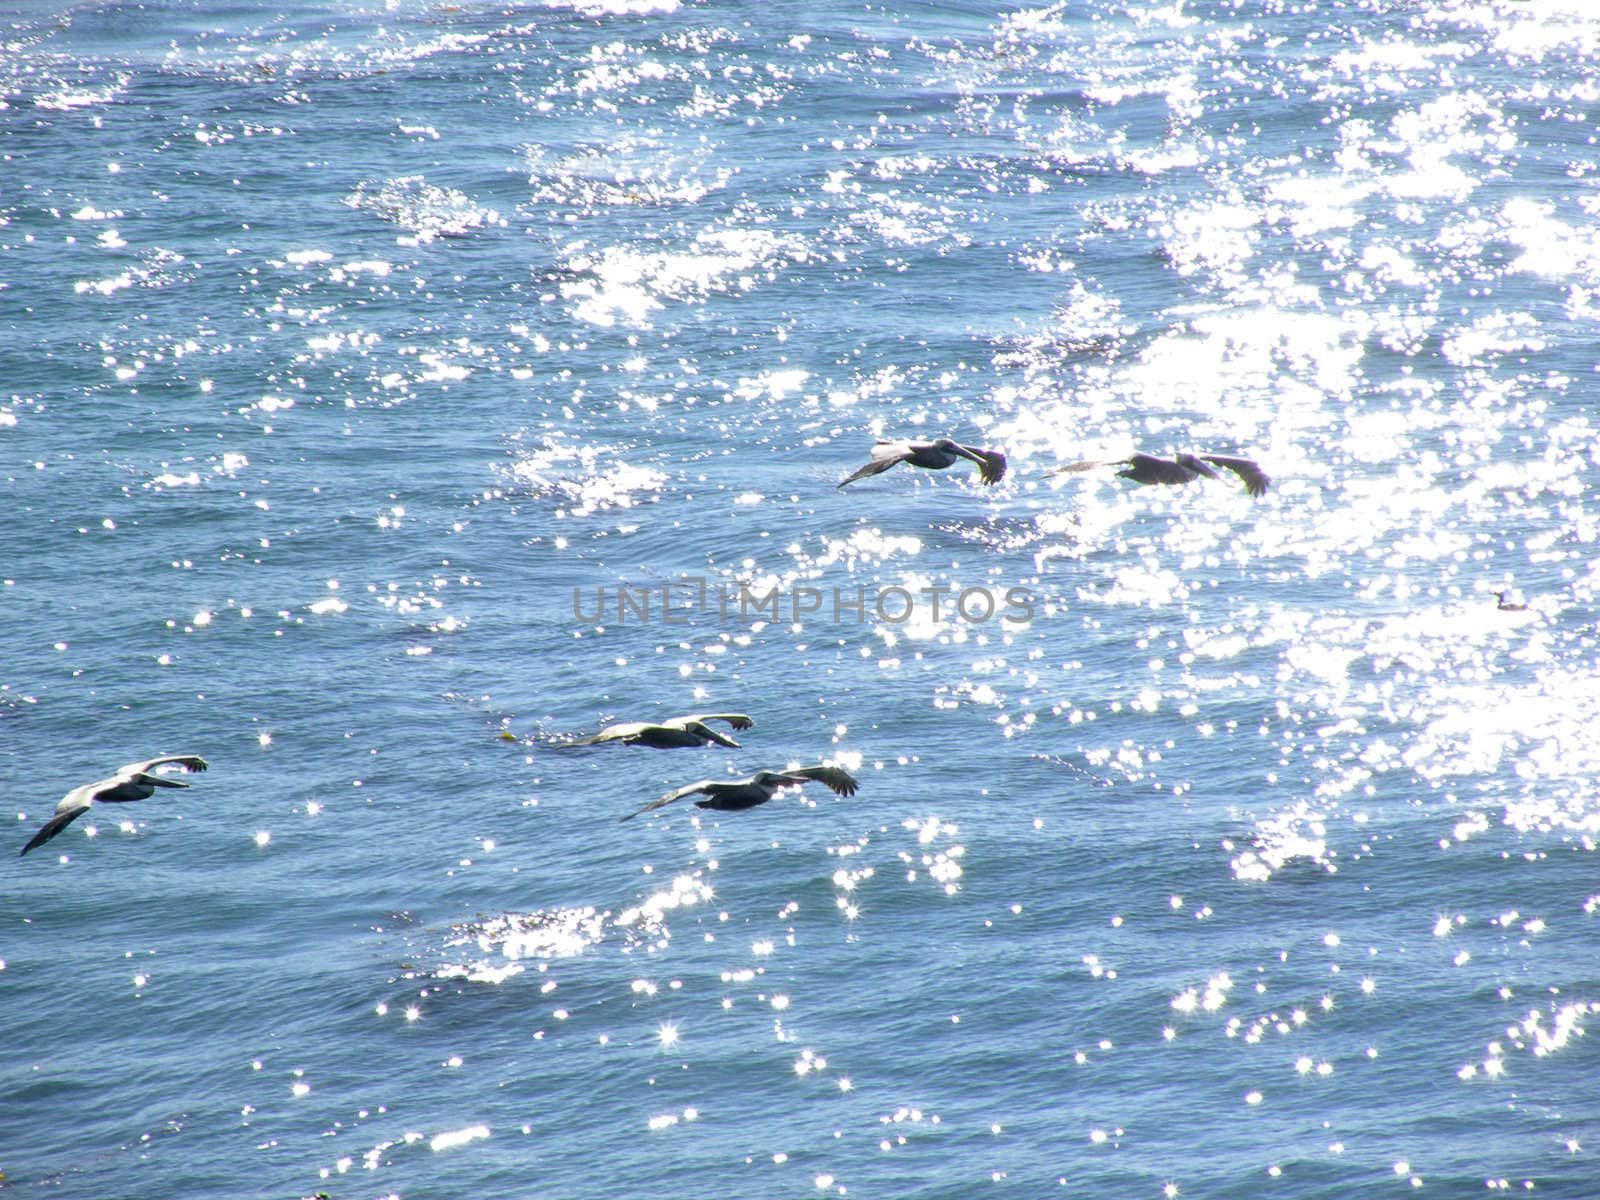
[4, 0, 1600, 1195]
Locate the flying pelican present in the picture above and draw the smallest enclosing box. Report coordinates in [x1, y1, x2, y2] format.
[838, 438, 1007, 488]
[20, 755, 210, 857]
[561, 713, 754, 750]
[619, 764, 859, 822]
[1057, 452, 1270, 498]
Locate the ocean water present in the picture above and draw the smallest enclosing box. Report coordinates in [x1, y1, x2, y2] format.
[4, 0, 1600, 1195]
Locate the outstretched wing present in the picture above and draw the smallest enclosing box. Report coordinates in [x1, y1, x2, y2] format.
[20, 803, 90, 857]
[120, 755, 209, 777]
[561, 722, 649, 747]
[1200, 454, 1270, 498]
[837, 443, 911, 489]
[619, 779, 712, 823]
[785, 764, 860, 798]
[671, 713, 754, 731]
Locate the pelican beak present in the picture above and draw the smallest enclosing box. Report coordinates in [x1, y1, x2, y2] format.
[956, 445, 1006, 484]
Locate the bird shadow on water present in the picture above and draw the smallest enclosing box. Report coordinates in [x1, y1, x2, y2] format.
[931, 511, 1087, 554]
[383, 877, 704, 1000]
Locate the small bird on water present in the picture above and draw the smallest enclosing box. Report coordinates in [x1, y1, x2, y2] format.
[1495, 590, 1528, 612]
[1057, 451, 1270, 498]
[619, 764, 859, 822]
[20, 756, 210, 856]
[838, 438, 1007, 488]
[560, 713, 754, 750]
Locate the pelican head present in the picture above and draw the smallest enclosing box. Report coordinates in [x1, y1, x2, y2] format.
[1173, 453, 1222, 481]
[932, 438, 981, 464]
[751, 770, 812, 788]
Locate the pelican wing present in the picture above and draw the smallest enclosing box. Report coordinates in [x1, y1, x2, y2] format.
[1200, 454, 1270, 498]
[121, 755, 209, 777]
[20, 804, 90, 857]
[619, 779, 716, 823]
[1055, 458, 1119, 475]
[670, 713, 754, 731]
[837, 442, 911, 489]
[562, 722, 651, 747]
[784, 764, 860, 797]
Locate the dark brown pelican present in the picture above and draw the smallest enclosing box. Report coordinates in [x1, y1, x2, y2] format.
[619, 764, 859, 822]
[1058, 452, 1270, 498]
[838, 438, 1006, 488]
[562, 713, 753, 750]
[20, 756, 210, 857]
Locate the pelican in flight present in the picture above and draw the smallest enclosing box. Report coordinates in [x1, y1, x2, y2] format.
[619, 764, 859, 822]
[562, 713, 754, 750]
[838, 438, 1006, 488]
[1058, 452, 1270, 498]
[20, 755, 210, 857]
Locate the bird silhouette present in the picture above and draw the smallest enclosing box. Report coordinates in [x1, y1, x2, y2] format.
[838, 438, 1006, 488]
[619, 764, 859, 822]
[1057, 451, 1269, 498]
[560, 713, 754, 750]
[21, 756, 210, 857]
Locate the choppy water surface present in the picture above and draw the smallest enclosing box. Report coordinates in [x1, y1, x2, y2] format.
[4, 0, 1600, 1196]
